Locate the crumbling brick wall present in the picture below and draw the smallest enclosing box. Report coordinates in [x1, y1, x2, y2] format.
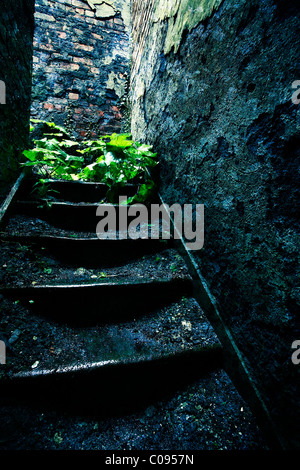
[31, 0, 130, 139]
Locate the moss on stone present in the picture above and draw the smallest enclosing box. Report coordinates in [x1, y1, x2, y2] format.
[154, 0, 224, 54]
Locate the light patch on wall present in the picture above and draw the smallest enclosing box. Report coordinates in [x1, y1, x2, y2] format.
[106, 71, 126, 98]
[153, 0, 224, 54]
[86, 0, 130, 30]
[0, 81, 6, 105]
[86, 0, 116, 18]
[103, 43, 129, 66]
[134, 76, 146, 101]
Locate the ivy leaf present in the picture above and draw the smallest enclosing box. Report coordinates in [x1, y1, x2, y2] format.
[22, 123, 158, 205]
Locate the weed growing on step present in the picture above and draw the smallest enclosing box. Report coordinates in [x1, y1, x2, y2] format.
[21, 120, 158, 204]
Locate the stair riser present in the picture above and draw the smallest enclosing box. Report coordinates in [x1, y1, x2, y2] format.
[0, 279, 193, 325]
[14, 201, 166, 233]
[1, 236, 171, 267]
[1, 348, 223, 415]
[18, 179, 139, 203]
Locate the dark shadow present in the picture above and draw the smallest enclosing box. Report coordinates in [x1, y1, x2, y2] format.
[0, 348, 223, 419]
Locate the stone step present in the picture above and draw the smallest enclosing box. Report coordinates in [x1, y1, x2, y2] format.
[0, 243, 190, 285]
[0, 278, 193, 326]
[0, 295, 222, 408]
[18, 178, 139, 203]
[0, 230, 171, 267]
[13, 200, 169, 233]
[1, 213, 172, 239]
[0, 368, 265, 449]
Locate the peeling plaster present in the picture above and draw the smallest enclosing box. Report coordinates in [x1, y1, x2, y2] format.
[85, 0, 130, 30]
[86, 1, 116, 18]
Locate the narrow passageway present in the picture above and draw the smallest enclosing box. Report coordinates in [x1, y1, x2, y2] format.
[0, 0, 298, 452]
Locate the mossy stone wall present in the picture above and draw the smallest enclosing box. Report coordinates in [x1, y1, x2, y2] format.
[131, 0, 300, 448]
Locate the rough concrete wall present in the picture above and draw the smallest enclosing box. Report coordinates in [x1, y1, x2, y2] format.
[32, 0, 130, 138]
[0, 0, 35, 199]
[131, 0, 300, 448]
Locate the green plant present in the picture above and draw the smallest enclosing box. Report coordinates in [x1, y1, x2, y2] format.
[77, 133, 158, 203]
[43, 268, 52, 274]
[22, 120, 158, 204]
[170, 264, 177, 273]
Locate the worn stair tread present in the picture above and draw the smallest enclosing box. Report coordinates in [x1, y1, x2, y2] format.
[0, 296, 221, 382]
[0, 275, 193, 325]
[0, 368, 266, 450]
[12, 200, 159, 232]
[18, 178, 139, 203]
[0, 243, 189, 287]
[14, 199, 166, 223]
[1, 213, 172, 239]
[16, 200, 141, 207]
[14, 200, 157, 211]
[0, 214, 172, 266]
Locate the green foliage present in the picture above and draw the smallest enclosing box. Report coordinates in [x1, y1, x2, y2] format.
[170, 264, 177, 273]
[22, 120, 158, 204]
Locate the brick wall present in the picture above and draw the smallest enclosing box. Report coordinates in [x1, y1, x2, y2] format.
[0, 0, 35, 198]
[31, 0, 130, 139]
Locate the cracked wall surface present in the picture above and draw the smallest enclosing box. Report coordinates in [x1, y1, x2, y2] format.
[131, 0, 300, 449]
[31, 0, 130, 139]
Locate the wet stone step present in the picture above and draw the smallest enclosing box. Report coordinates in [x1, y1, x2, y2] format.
[0, 243, 188, 287]
[0, 215, 172, 267]
[0, 368, 266, 450]
[0, 295, 221, 389]
[18, 178, 140, 203]
[0, 279, 193, 326]
[1, 214, 172, 240]
[0, 235, 171, 268]
[13, 200, 165, 233]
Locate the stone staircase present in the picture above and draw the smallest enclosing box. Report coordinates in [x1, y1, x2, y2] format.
[0, 176, 265, 449]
